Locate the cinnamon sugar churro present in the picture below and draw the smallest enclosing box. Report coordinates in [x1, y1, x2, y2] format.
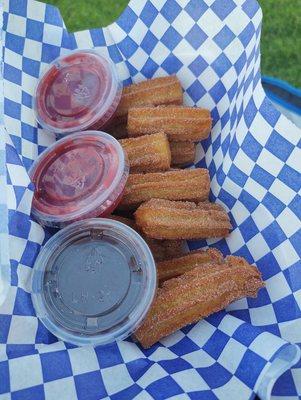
[119, 169, 210, 209]
[119, 132, 171, 173]
[157, 248, 223, 283]
[127, 106, 212, 142]
[170, 141, 196, 167]
[135, 256, 264, 348]
[109, 215, 187, 261]
[116, 76, 183, 123]
[108, 76, 183, 139]
[135, 199, 231, 240]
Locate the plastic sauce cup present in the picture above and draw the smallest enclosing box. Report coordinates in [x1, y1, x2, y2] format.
[29, 131, 129, 228]
[34, 50, 122, 135]
[31, 218, 157, 346]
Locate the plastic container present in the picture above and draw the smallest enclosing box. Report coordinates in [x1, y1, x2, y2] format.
[31, 218, 157, 346]
[34, 49, 122, 135]
[29, 131, 129, 228]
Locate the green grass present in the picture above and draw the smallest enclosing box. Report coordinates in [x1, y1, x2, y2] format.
[45, 0, 301, 87]
[260, 0, 301, 87]
[46, 0, 128, 30]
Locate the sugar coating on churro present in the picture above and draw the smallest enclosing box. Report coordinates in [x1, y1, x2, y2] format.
[119, 169, 210, 209]
[157, 248, 224, 283]
[135, 199, 232, 240]
[116, 76, 183, 119]
[109, 214, 187, 261]
[135, 256, 264, 348]
[119, 132, 171, 173]
[127, 106, 212, 142]
[170, 141, 196, 167]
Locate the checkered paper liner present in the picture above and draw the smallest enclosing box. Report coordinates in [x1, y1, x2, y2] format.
[0, 0, 301, 399]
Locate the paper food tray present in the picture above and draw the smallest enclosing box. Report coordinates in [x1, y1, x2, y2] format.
[0, 0, 300, 399]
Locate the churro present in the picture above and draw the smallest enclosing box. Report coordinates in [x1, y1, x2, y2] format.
[157, 248, 223, 283]
[127, 106, 212, 142]
[116, 76, 183, 123]
[135, 199, 231, 240]
[134, 256, 264, 348]
[119, 132, 171, 173]
[109, 215, 187, 261]
[170, 141, 196, 167]
[119, 169, 210, 209]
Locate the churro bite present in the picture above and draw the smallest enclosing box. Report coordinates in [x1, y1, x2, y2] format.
[157, 248, 224, 284]
[170, 141, 196, 167]
[135, 199, 232, 240]
[135, 256, 264, 348]
[116, 76, 183, 123]
[119, 132, 171, 173]
[119, 169, 210, 209]
[128, 106, 212, 142]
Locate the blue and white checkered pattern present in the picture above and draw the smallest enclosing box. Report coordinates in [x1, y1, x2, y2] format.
[0, 1, 11, 310]
[0, 0, 301, 399]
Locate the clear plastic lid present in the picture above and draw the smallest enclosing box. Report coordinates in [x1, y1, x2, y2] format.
[29, 131, 129, 228]
[31, 218, 157, 346]
[34, 49, 122, 134]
